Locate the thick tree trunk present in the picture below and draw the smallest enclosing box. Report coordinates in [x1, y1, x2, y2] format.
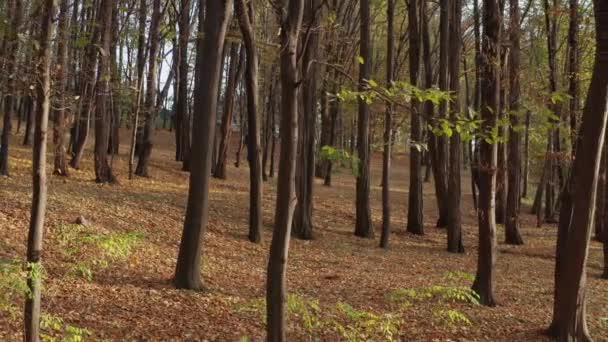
[549, 3, 608, 339]
[380, 0, 395, 249]
[24, 1, 54, 339]
[236, 0, 263, 243]
[135, 0, 162, 177]
[266, 1, 303, 339]
[174, 0, 232, 290]
[472, 0, 500, 307]
[505, 0, 524, 245]
[447, 0, 464, 253]
[94, 0, 116, 183]
[293, 0, 319, 241]
[407, 0, 424, 235]
[354, 0, 374, 238]
[53, 0, 71, 177]
[0, 0, 22, 176]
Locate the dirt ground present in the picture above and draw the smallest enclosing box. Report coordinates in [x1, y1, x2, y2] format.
[1, 127, 606, 341]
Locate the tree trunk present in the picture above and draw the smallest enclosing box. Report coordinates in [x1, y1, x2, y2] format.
[447, 0, 464, 253]
[24, 1, 54, 339]
[354, 0, 374, 238]
[549, 3, 608, 339]
[174, 0, 232, 290]
[266, 0, 303, 339]
[567, 0, 579, 156]
[53, 0, 71, 177]
[135, 0, 162, 177]
[407, 0, 424, 235]
[94, 0, 116, 183]
[262, 79, 274, 181]
[175, 0, 191, 165]
[380, 0, 394, 249]
[236, 0, 263, 243]
[472, 0, 500, 307]
[215, 44, 243, 179]
[0, 0, 22, 176]
[522, 110, 531, 198]
[293, 0, 319, 241]
[505, 0, 524, 245]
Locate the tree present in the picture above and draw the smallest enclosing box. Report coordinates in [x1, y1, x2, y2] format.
[175, 0, 192, 170]
[407, 0, 424, 235]
[136, 0, 163, 177]
[174, 0, 233, 290]
[266, 0, 303, 338]
[24, 0, 55, 339]
[505, 0, 524, 245]
[235, 0, 264, 243]
[94, 0, 116, 183]
[447, 0, 464, 253]
[549, 1, 608, 338]
[215, 43, 244, 179]
[0, 0, 22, 176]
[380, 0, 394, 249]
[354, 0, 374, 238]
[293, 0, 320, 240]
[472, 0, 501, 307]
[53, 0, 71, 177]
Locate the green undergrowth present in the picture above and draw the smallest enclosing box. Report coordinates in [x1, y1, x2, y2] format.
[0, 258, 90, 340]
[54, 224, 143, 281]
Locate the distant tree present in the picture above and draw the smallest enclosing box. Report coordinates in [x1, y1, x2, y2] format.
[266, 0, 303, 337]
[175, 0, 192, 170]
[24, 0, 55, 339]
[53, 0, 72, 177]
[174, 0, 233, 290]
[472, 0, 501, 307]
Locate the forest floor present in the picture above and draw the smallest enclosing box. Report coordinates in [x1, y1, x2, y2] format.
[0, 127, 607, 341]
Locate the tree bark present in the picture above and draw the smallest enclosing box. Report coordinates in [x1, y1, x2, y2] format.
[24, 1, 54, 339]
[175, 0, 191, 166]
[266, 0, 303, 338]
[472, 0, 500, 307]
[505, 0, 524, 245]
[174, 0, 233, 290]
[567, 0, 579, 156]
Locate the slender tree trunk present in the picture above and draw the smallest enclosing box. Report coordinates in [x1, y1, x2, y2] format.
[0, 0, 22, 176]
[135, 0, 162, 177]
[407, 0, 424, 235]
[567, 0, 579, 156]
[380, 0, 395, 249]
[266, 0, 303, 338]
[53, 0, 71, 177]
[354, 0, 374, 238]
[174, 0, 232, 290]
[215, 44, 243, 179]
[236, 0, 263, 243]
[24, 1, 54, 339]
[129, 0, 148, 179]
[505, 0, 524, 245]
[94, 0, 116, 183]
[522, 110, 531, 198]
[176, 0, 191, 165]
[472, 0, 500, 307]
[447, 0, 464, 253]
[262, 80, 274, 181]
